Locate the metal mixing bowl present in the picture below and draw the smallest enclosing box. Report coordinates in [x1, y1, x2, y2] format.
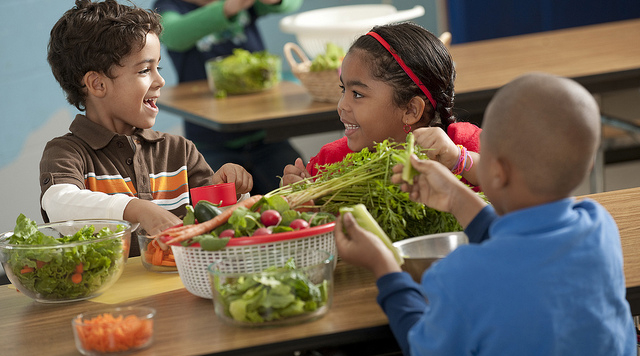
[393, 232, 468, 283]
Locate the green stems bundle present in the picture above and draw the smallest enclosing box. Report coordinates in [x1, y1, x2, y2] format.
[268, 137, 464, 242]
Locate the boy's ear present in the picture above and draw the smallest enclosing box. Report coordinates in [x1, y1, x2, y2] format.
[83, 71, 107, 98]
[491, 157, 510, 189]
[404, 96, 426, 125]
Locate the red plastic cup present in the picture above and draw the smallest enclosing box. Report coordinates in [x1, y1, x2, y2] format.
[190, 183, 237, 207]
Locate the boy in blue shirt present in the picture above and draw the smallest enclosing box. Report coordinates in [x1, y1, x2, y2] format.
[335, 72, 636, 355]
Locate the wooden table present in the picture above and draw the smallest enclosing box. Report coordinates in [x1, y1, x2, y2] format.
[579, 187, 640, 315]
[450, 18, 640, 119]
[0, 258, 396, 356]
[156, 19, 640, 141]
[2, 187, 639, 355]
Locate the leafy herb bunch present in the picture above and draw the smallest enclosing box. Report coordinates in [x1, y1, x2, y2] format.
[269, 138, 465, 242]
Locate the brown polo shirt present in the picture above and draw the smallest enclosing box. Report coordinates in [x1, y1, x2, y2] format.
[40, 114, 215, 223]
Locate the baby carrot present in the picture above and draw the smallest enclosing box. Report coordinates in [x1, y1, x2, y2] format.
[152, 246, 163, 266]
[144, 239, 176, 267]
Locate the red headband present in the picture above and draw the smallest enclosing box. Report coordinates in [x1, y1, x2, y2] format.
[366, 31, 436, 109]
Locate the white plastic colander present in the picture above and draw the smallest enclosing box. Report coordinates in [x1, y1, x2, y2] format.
[171, 222, 336, 299]
[279, 4, 425, 58]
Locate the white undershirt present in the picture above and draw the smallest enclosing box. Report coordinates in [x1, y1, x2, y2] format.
[41, 183, 134, 222]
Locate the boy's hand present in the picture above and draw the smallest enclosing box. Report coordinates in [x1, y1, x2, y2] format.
[392, 155, 486, 228]
[335, 212, 402, 279]
[281, 157, 311, 186]
[212, 163, 253, 194]
[123, 199, 182, 234]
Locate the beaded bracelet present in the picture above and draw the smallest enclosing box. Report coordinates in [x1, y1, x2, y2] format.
[451, 145, 473, 176]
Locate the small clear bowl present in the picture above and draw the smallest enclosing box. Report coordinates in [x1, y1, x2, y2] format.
[72, 306, 155, 355]
[138, 230, 177, 273]
[0, 219, 131, 303]
[208, 248, 334, 328]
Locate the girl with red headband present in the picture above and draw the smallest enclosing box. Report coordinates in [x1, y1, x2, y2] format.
[282, 22, 481, 190]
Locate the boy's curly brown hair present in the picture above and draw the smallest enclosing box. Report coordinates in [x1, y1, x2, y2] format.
[47, 0, 162, 111]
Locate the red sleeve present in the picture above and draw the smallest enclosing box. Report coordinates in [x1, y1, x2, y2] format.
[447, 122, 482, 153]
[306, 137, 353, 176]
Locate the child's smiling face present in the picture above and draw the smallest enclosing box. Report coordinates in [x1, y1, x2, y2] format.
[337, 50, 408, 152]
[99, 32, 165, 135]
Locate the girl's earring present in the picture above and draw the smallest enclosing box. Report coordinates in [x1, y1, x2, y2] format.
[403, 123, 412, 134]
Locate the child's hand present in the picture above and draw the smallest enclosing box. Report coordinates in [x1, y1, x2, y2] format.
[281, 158, 311, 186]
[391, 156, 485, 228]
[412, 127, 460, 171]
[223, 0, 255, 17]
[212, 163, 253, 194]
[335, 212, 402, 279]
[123, 199, 182, 234]
[392, 155, 462, 211]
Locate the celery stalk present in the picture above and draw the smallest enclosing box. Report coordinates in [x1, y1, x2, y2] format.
[340, 204, 404, 265]
[401, 132, 418, 183]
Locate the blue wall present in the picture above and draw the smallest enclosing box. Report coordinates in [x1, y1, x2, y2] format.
[447, 0, 640, 43]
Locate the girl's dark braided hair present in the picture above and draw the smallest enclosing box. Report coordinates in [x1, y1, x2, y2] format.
[349, 22, 457, 132]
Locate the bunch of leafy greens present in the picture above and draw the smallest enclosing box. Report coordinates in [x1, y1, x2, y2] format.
[213, 257, 329, 323]
[268, 136, 468, 242]
[3, 214, 126, 299]
[181, 195, 336, 251]
[207, 48, 281, 97]
[309, 43, 345, 72]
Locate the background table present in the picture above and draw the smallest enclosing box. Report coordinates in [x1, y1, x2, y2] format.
[450, 18, 640, 123]
[157, 81, 342, 143]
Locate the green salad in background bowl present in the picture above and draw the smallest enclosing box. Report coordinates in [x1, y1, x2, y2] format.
[205, 48, 282, 97]
[0, 214, 131, 303]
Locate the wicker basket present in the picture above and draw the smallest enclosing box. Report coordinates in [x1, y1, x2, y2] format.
[171, 222, 337, 299]
[284, 42, 342, 103]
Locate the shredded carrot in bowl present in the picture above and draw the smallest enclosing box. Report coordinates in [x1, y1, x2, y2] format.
[73, 311, 154, 353]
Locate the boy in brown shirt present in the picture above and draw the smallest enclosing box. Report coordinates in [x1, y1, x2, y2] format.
[40, 0, 252, 253]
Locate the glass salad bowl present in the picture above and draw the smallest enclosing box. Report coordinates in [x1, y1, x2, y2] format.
[208, 248, 334, 327]
[0, 216, 131, 303]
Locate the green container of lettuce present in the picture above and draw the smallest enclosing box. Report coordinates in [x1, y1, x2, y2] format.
[205, 49, 282, 97]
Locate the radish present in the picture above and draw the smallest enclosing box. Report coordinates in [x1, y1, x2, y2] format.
[289, 219, 310, 230]
[252, 227, 272, 236]
[260, 210, 282, 227]
[219, 229, 235, 238]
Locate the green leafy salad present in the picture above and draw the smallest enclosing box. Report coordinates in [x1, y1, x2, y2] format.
[213, 257, 329, 323]
[207, 48, 281, 97]
[309, 42, 345, 72]
[2, 214, 126, 299]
